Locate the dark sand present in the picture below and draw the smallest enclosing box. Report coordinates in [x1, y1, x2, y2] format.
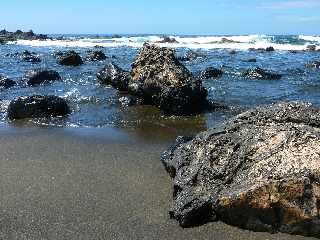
[0, 127, 316, 240]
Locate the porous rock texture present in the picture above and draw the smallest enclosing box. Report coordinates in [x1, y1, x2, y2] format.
[162, 102, 320, 238]
[129, 43, 208, 115]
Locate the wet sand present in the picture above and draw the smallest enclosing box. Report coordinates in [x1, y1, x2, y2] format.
[0, 127, 316, 240]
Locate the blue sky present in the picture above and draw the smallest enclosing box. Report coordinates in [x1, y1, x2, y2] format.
[0, 0, 320, 35]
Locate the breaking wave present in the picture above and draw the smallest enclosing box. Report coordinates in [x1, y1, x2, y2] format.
[9, 34, 320, 51]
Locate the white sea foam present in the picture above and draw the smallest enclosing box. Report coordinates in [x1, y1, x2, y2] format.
[9, 35, 318, 51]
[299, 35, 320, 43]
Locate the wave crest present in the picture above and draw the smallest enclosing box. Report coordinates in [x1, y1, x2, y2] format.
[9, 34, 319, 51]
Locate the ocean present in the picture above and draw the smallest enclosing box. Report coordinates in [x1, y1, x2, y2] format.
[1, 34, 319, 131]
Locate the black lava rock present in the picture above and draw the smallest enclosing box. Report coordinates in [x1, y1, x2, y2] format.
[199, 67, 223, 80]
[97, 62, 130, 91]
[86, 50, 107, 61]
[26, 70, 61, 86]
[57, 51, 83, 66]
[130, 43, 209, 115]
[0, 76, 16, 88]
[161, 102, 320, 238]
[7, 95, 71, 120]
[243, 67, 282, 80]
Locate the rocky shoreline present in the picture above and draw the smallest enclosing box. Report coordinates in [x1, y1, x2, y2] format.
[1, 32, 320, 238]
[0, 29, 48, 44]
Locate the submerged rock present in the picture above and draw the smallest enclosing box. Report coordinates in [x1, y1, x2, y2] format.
[307, 61, 320, 69]
[96, 62, 130, 91]
[178, 50, 205, 61]
[7, 95, 70, 120]
[248, 48, 266, 53]
[243, 67, 282, 80]
[26, 69, 61, 86]
[111, 34, 122, 39]
[57, 51, 83, 66]
[245, 58, 257, 63]
[0, 76, 16, 88]
[21, 50, 41, 63]
[86, 50, 107, 61]
[162, 102, 320, 238]
[129, 43, 208, 115]
[199, 67, 223, 80]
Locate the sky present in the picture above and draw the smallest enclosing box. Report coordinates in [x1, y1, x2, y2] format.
[0, 0, 320, 35]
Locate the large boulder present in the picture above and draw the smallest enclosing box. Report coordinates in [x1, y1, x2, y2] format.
[129, 43, 208, 115]
[162, 102, 320, 238]
[96, 62, 130, 91]
[57, 51, 83, 66]
[7, 95, 70, 120]
[199, 67, 223, 80]
[243, 67, 282, 80]
[0, 76, 16, 88]
[26, 69, 61, 86]
[86, 50, 107, 61]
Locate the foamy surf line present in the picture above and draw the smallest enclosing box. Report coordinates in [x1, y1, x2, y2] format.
[299, 35, 320, 43]
[9, 34, 319, 51]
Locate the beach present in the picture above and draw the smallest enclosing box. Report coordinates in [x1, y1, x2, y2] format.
[0, 127, 316, 240]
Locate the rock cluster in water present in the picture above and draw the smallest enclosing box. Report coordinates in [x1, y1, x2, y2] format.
[162, 102, 320, 238]
[97, 43, 210, 115]
[0, 29, 48, 43]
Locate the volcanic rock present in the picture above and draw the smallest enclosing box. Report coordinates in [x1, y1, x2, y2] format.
[7, 95, 70, 120]
[162, 102, 320, 238]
